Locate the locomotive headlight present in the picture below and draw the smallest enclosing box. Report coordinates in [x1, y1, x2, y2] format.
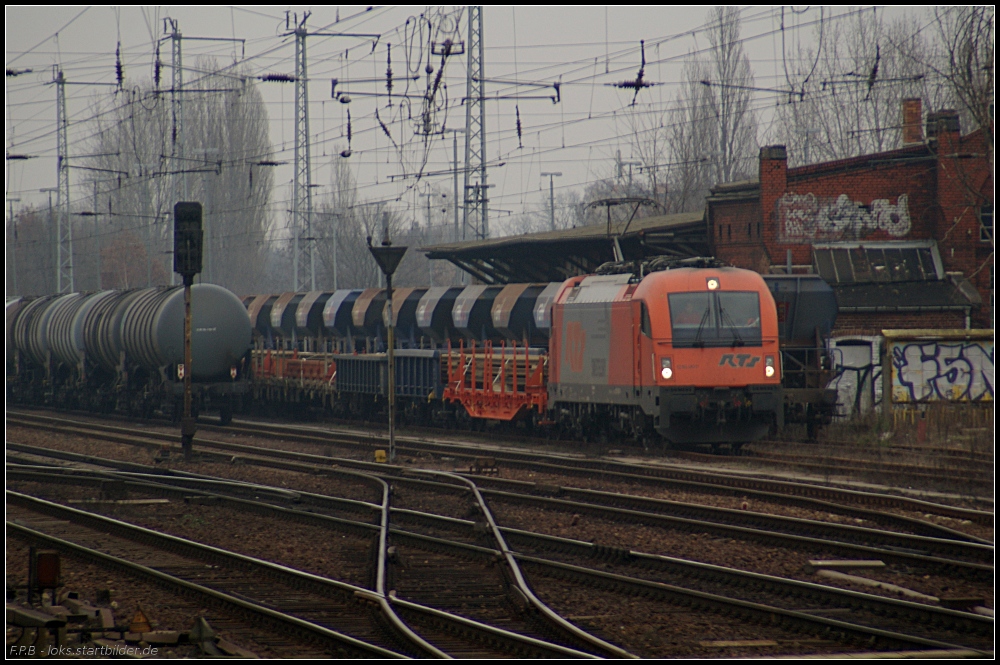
[660, 357, 673, 380]
[765, 356, 775, 378]
[706, 278, 719, 290]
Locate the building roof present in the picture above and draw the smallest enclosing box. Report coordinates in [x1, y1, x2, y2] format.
[707, 179, 760, 202]
[833, 276, 981, 313]
[422, 211, 708, 284]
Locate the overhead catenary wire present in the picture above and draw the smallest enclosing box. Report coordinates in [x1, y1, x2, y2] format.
[7, 7, 971, 264]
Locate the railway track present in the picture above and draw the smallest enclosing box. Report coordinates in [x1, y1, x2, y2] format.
[8, 412, 994, 641]
[7, 449, 993, 592]
[9, 463, 993, 654]
[8, 410, 993, 530]
[759, 437, 993, 464]
[740, 448, 992, 491]
[8, 435, 993, 582]
[7, 494, 413, 658]
[6, 487, 608, 659]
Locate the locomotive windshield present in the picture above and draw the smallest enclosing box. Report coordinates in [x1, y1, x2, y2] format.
[669, 291, 761, 347]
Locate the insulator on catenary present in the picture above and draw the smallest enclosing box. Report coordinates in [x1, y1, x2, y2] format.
[515, 105, 523, 148]
[115, 42, 124, 90]
[154, 44, 161, 88]
[386, 43, 393, 97]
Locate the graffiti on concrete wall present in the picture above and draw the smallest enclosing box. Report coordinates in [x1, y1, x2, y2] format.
[778, 192, 911, 242]
[891, 340, 994, 403]
[828, 337, 882, 418]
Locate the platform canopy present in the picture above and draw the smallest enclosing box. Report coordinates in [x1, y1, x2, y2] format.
[422, 211, 708, 284]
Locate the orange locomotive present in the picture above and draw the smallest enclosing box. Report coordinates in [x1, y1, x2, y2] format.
[549, 257, 782, 448]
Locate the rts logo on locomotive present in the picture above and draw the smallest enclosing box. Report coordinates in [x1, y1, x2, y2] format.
[718, 353, 761, 368]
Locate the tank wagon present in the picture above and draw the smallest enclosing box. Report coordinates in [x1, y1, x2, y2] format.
[248, 257, 837, 448]
[763, 274, 839, 437]
[7, 284, 251, 423]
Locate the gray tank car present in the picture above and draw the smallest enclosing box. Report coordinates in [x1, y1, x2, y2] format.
[7, 284, 250, 422]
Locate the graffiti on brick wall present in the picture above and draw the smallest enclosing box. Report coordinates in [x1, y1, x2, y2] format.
[891, 340, 994, 403]
[777, 192, 911, 242]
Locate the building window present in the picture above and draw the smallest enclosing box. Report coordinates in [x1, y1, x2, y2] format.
[813, 241, 943, 284]
[980, 204, 993, 242]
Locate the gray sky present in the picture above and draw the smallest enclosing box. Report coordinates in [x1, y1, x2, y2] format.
[6, 6, 917, 235]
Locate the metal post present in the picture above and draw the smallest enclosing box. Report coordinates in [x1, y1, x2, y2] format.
[386, 271, 395, 462]
[174, 201, 202, 459]
[541, 172, 562, 231]
[426, 194, 433, 286]
[146, 201, 152, 287]
[7, 197, 19, 295]
[419, 191, 441, 286]
[367, 235, 407, 464]
[463, 6, 488, 241]
[332, 212, 339, 290]
[182, 280, 194, 458]
[292, 19, 314, 291]
[203, 170, 210, 283]
[93, 181, 101, 290]
[453, 131, 460, 243]
[171, 20, 186, 201]
[55, 69, 73, 293]
[41, 188, 57, 291]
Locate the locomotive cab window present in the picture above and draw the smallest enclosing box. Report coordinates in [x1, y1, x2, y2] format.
[669, 291, 761, 347]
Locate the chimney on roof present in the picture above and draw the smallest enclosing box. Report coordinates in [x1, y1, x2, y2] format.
[926, 110, 961, 139]
[902, 98, 923, 145]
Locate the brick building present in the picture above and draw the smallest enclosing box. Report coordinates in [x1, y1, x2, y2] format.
[707, 105, 993, 336]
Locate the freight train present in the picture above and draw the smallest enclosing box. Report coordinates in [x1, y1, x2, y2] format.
[6, 257, 838, 449]
[6, 284, 251, 423]
[245, 257, 839, 448]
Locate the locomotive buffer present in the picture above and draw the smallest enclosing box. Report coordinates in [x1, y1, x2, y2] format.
[174, 202, 204, 459]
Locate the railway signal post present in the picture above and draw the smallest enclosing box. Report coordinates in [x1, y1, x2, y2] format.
[174, 202, 203, 460]
[367, 234, 407, 463]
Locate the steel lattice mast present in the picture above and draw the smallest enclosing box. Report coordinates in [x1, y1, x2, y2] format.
[55, 69, 74, 293]
[293, 18, 315, 292]
[463, 6, 488, 241]
[170, 20, 184, 286]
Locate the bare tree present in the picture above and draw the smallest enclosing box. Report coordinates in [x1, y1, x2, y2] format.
[7, 207, 55, 296]
[187, 59, 274, 293]
[84, 86, 174, 289]
[82, 61, 273, 291]
[666, 62, 717, 213]
[653, 7, 758, 214]
[313, 155, 399, 290]
[702, 6, 759, 184]
[921, 7, 993, 158]
[314, 156, 359, 289]
[501, 188, 585, 237]
[622, 106, 671, 212]
[774, 10, 949, 166]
